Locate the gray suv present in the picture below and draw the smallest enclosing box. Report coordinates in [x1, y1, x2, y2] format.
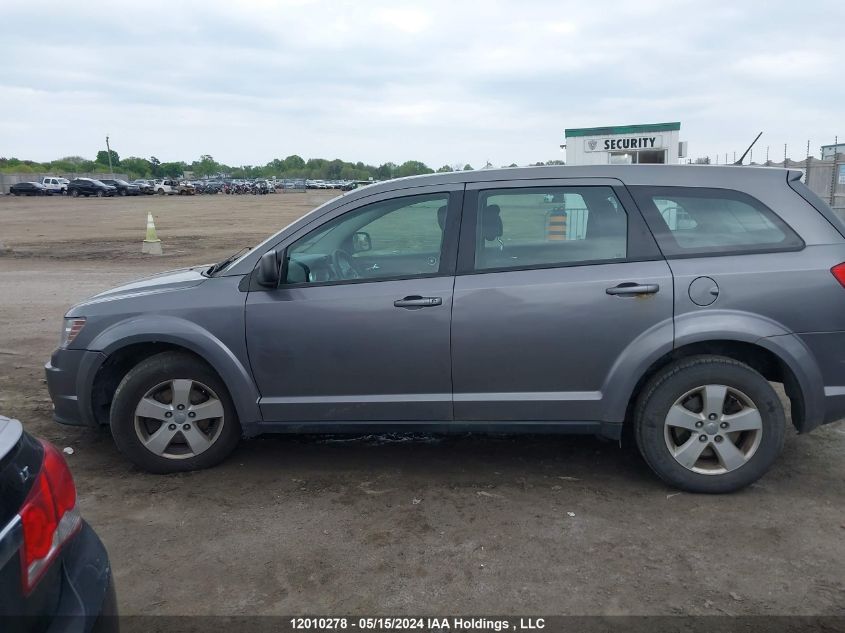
[45, 166, 845, 492]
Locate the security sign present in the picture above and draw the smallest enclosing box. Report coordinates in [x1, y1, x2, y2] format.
[584, 136, 664, 152]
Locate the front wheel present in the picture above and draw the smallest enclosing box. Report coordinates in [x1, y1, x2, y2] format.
[110, 352, 241, 473]
[96, 190, 104, 198]
[70, 189, 79, 198]
[634, 355, 785, 493]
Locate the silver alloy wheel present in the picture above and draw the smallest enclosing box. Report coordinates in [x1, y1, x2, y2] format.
[664, 384, 763, 475]
[134, 379, 225, 459]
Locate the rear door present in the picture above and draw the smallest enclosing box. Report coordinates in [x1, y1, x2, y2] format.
[451, 178, 674, 427]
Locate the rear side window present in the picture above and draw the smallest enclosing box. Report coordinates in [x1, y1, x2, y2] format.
[630, 186, 803, 257]
[474, 186, 627, 271]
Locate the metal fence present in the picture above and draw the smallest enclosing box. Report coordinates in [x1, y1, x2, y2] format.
[759, 154, 845, 220]
[0, 172, 130, 194]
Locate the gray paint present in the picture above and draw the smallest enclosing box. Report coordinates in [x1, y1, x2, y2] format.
[45, 165, 845, 437]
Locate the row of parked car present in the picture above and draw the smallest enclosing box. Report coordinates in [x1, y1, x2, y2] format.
[6, 177, 200, 197]
[5, 176, 374, 198]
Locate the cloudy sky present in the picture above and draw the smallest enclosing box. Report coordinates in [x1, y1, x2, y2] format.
[1, 0, 842, 168]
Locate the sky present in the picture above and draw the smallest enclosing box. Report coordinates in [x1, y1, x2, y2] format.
[1, 0, 842, 168]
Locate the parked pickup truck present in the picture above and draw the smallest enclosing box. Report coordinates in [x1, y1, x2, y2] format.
[40, 177, 68, 195]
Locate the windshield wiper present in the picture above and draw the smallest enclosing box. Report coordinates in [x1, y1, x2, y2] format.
[207, 247, 250, 277]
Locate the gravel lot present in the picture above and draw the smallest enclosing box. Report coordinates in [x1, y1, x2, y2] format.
[1, 193, 843, 616]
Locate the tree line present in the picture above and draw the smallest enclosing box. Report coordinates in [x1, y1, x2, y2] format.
[0, 152, 565, 180]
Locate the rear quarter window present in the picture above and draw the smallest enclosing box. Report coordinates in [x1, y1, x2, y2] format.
[630, 186, 804, 257]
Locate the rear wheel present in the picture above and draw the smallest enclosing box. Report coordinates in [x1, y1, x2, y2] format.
[158, 188, 165, 195]
[70, 189, 79, 198]
[96, 190, 104, 198]
[119, 189, 126, 197]
[634, 355, 785, 493]
[110, 352, 241, 473]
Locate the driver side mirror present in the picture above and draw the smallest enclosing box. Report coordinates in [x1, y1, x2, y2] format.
[256, 250, 281, 288]
[352, 231, 372, 253]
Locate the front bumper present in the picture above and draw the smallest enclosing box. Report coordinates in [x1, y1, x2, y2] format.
[45, 349, 106, 427]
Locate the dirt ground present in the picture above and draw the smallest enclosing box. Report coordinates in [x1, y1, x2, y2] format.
[0, 192, 843, 617]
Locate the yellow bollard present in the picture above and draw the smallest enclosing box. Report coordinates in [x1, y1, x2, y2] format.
[545, 209, 568, 241]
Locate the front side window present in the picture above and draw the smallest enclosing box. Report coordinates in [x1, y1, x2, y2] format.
[630, 186, 803, 257]
[285, 193, 450, 284]
[474, 186, 628, 271]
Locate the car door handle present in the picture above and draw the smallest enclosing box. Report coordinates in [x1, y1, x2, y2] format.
[606, 283, 660, 296]
[394, 296, 442, 308]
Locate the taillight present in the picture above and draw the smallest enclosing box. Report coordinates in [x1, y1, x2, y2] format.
[832, 263, 845, 288]
[19, 440, 81, 595]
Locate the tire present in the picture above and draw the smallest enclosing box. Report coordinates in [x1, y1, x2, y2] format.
[634, 355, 785, 493]
[110, 352, 241, 474]
[70, 189, 79, 198]
[158, 188, 165, 195]
[119, 189, 126, 197]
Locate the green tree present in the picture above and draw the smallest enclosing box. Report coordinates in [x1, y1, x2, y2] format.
[376, 162, 396, 180]
[96, 149, 120, 167]
[395, 160, 434, 178]
[120, 156, 152, 178]
[283, 155, 306, 172]
[149, 156, 161, 177]
[159, 161, 186, 177]
[463, 164, 473, 171]
[193, 154, 221, 177]
[436, 165, 452, 173]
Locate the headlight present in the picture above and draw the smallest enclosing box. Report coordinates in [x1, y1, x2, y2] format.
[60, 318, 86, 348]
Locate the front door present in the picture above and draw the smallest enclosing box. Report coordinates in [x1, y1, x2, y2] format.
[451, 179, 674, 426]
[246, 187, 462, 424]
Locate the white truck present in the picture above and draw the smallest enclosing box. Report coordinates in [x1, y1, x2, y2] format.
[40, 176, 69, 195]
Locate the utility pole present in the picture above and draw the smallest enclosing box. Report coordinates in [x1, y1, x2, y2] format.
[766, 146, 770, 163]
[105, 135, 114, 177]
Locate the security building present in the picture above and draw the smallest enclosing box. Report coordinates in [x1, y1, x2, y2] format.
[563, 122, 687, 166]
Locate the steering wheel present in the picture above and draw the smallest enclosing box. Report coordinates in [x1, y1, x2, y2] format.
[331, 249, 361, 280]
